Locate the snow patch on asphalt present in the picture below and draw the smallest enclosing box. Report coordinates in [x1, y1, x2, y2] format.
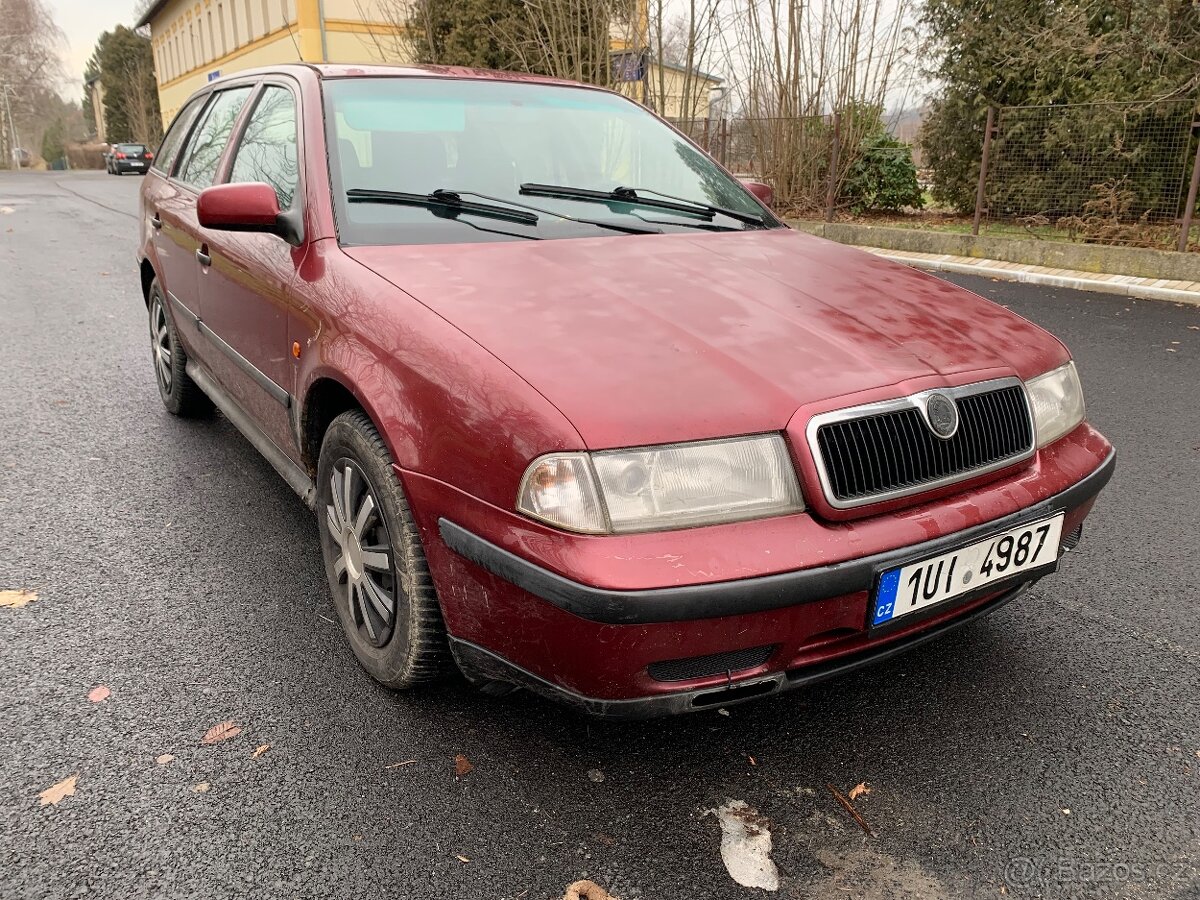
[707, 800, 779, 891]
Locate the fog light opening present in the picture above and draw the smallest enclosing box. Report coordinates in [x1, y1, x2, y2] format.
[690, 677, 779, 708]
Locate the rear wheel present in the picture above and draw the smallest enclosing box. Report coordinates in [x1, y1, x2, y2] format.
[317, 410, 450, 688]
[147, 279, 211, 417]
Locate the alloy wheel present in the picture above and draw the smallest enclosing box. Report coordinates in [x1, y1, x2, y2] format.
[149, 295, 172, 394]
[326, 459, 398, 647]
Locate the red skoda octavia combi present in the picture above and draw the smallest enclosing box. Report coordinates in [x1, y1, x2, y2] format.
[136, 64, 1114, 717]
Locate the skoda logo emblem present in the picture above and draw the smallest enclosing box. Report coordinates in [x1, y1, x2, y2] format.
[924, 393, 959, 439]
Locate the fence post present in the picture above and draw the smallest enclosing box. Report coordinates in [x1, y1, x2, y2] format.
[972, 106, 996, 237]
[1178, 118, 1200, 252]
[719, 117, 729, 167]
[825, 112, 841, 223]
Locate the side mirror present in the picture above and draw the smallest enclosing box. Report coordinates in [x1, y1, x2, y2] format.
[741, 180, 774, 208]
[197, 182, 302, 244]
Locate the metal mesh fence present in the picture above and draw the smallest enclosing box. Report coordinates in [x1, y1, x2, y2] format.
[982, 101, 1197, 248]
[668, 99, 1200, 249]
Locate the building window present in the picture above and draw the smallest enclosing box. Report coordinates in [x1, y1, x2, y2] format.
[217, 3, 227, 56]
[230, 2, 239, 48]
[244, 0, 254, 40]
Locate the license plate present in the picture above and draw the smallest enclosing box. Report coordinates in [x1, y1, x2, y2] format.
[131, 161, 144, 166]
[871, 513, 1064, 627]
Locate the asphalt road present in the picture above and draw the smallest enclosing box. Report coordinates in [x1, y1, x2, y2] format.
[1, 170, 1198, 900]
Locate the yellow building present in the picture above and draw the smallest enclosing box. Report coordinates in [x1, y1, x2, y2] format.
[137, 0, 722, 127]
[136, 0, 407, 126]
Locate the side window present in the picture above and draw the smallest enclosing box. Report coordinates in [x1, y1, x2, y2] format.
[228, 85, 299, 208]
[153, 94, 206, 175]
[177, 86, 254, 190]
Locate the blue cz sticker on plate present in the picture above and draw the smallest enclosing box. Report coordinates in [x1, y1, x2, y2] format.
[873, 568, 902, 626]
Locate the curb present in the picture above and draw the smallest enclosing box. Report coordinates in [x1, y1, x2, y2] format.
[866, 250, 1200, 307]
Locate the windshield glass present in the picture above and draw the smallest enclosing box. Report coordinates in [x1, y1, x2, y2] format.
[322, 77, 778, 245]
[117, 144, 146, 152]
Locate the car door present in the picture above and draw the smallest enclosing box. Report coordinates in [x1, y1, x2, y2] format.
[156, 85, 256, 341]
[144, 93, 210, 333]
[196, 81, 306, 461]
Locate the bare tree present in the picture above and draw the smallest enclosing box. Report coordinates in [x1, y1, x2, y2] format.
[0, 0, 66, 163]
[122, 51, 160, 146]
[717, 0, 914, 211]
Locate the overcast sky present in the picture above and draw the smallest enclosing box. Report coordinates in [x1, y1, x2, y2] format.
[49, 0, 141, 99]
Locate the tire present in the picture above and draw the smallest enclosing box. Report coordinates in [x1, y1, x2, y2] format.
[317, 410, 450, 688]
[146, 278, 212, 417]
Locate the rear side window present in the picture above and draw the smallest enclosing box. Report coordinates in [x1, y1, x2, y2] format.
[228, 85, 299, 208]
[153, 95, 206, 174]
[177, 86, 253, 189]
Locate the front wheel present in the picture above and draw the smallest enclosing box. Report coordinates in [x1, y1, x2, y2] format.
[317, 410, 450, 688]
[146, 279, 211, 417]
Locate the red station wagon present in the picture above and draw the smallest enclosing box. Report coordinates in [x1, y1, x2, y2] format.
[136, 64, 1114, 717]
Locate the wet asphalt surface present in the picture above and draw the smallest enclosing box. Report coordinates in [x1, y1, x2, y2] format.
[1, 170, 1198, 900]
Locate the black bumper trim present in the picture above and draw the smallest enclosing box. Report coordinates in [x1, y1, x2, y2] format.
[439, 449, 1113, 625]
[449, 580, 1031, 719]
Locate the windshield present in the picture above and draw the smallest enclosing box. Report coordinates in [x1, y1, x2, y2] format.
[322, 77, 779, 245]
[117, 144, 146, 152]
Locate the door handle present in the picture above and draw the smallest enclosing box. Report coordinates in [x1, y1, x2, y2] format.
[150, 213, 162, 230]
[196, 247, 211, 267]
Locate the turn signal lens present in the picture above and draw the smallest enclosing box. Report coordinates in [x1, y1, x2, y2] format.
[516, 453, 607, 534]
[1026, 361, 1086, 448]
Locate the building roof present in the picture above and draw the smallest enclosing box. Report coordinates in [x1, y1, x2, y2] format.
[651, 58, 723, 85]
[135, 0, 170, 28]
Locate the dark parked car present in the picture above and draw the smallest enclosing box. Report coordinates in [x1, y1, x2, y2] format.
[136, 64, 1113, 717]
[107, 143, 153, 174]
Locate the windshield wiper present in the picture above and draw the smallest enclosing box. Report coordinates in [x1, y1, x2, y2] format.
[519, 183, 768, 228]
[348, 187, 661, 236]
[347, 188, 539, 226]
[435, 189, 662, 235]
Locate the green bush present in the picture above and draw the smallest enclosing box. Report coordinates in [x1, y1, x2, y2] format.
[41, 119, 66, 166]
[841, 133, 924, 213]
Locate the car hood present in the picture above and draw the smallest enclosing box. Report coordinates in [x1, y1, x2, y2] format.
[345, 229, 1067, 449]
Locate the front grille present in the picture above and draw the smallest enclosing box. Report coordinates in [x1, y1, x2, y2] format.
[813, 382, 1034, 507]
[648, 645, 776, 682]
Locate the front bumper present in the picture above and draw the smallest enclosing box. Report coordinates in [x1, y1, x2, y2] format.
[449, 579, 1036, 718]
[439, 450, 1113, 625]
[413, 428, 1114, 717]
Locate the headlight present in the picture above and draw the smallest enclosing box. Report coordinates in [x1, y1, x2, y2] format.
[1025, 361, 1086, 448]
[516, 434, 804, 534]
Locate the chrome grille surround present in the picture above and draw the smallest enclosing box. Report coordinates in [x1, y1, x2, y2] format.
[804, 377, 1036, 510]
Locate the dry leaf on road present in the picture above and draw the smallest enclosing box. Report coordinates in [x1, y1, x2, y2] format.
[252, 744, 270, 758]
[87, 686, 111, 703]
[156, 754, 175, 765]
[38, 774, 78, 806]
[849, 782, 871, 801]
[0, 589, 36, 608]
[385, 760, 417, 770]
[563, 879, 617, 900]
[200, 720, 241, 745]
[454, 754, 473, 777]
[193, 782, 211, 793]
[455, 854, 470, 863]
